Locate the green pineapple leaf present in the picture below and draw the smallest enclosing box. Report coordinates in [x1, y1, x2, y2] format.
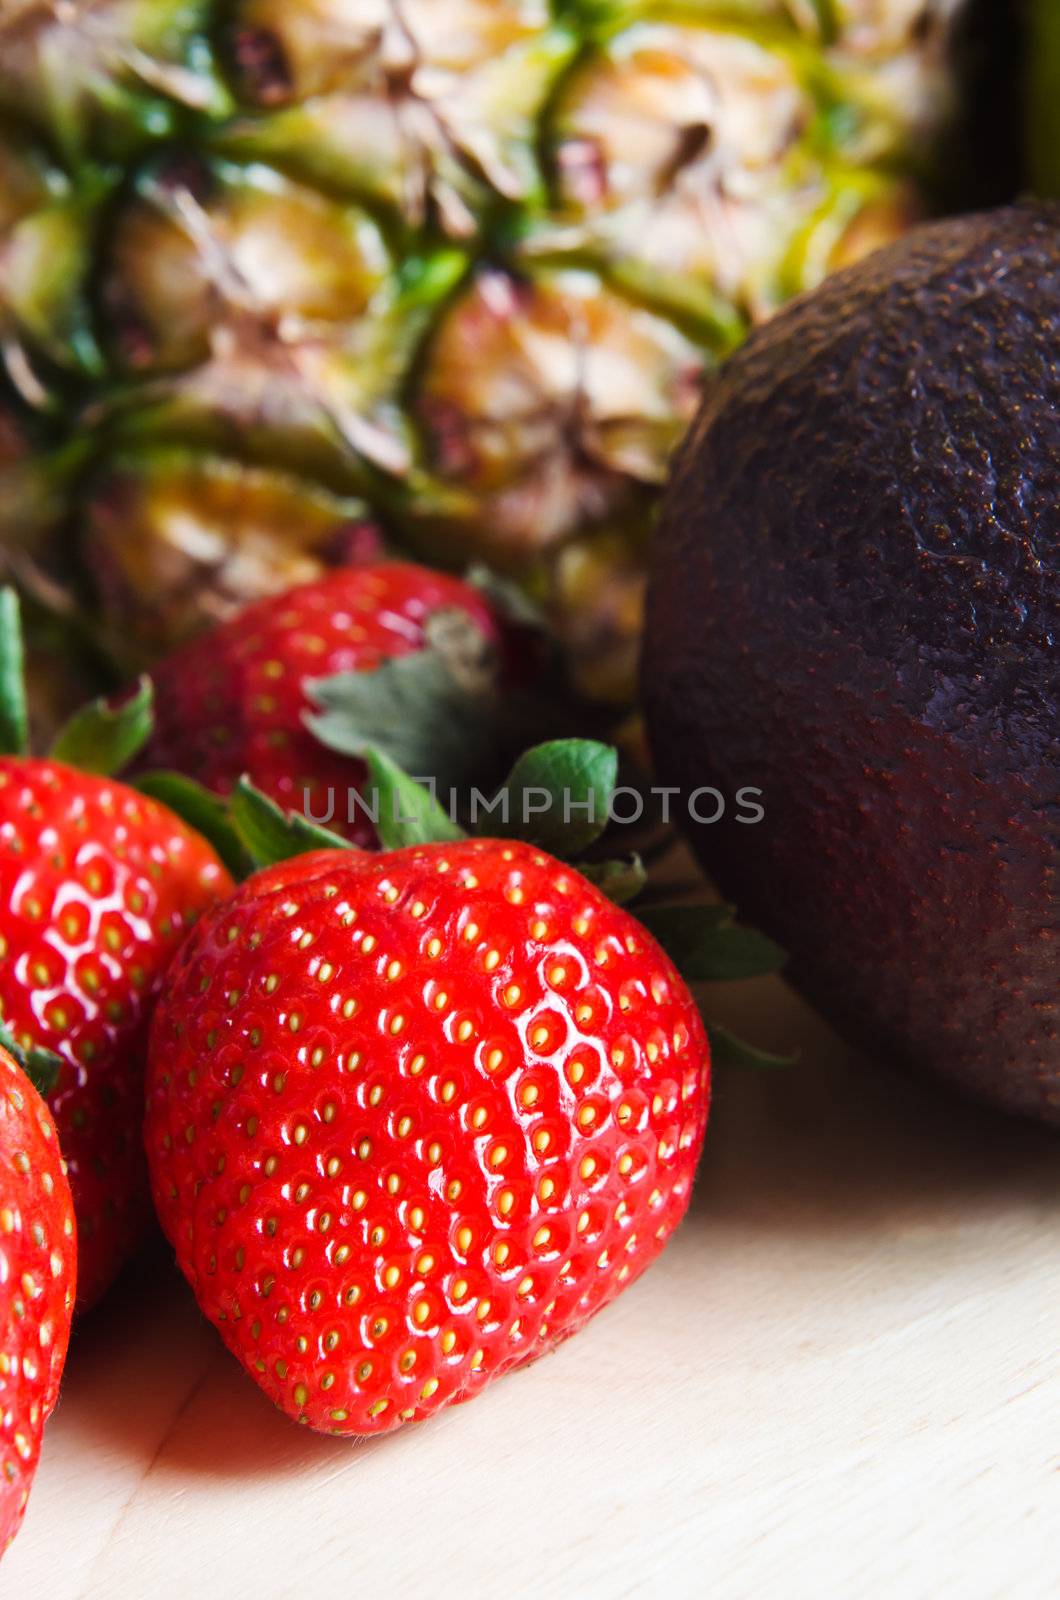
[50, 675, 154, 776]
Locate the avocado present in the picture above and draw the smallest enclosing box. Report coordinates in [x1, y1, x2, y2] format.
[642, 204, 1060, 1126]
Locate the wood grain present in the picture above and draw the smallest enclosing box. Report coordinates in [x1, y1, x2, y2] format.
[6, 974, 1058, 1600]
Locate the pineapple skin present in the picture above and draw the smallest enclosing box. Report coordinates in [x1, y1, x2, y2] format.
[0, 0, 972, 703]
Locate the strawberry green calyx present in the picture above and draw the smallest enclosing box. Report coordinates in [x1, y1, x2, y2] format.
[635, 903, 786, 984]
[358, 738, 621, 860]
[138, 770, 359, 877]
[229, 777, 369, 869]
[0, 587, 30, 757]
[304, 608, 508, 798]
[139, 670, 790, 1063]
[0, 1018, 63, 1098]
[302, 570, 559, 800]
[707, 1024, 795, 1072]
[134, 771, 253, 880]
[489, 741, 618, 858]
[49, 675, 154, 775]
[198, 736, 790, 1064]
[357, 750, 467, 852]
[579, 854, 646, 905]
[350, 738, 787, 979]
[218, 739, 622, 866]
[0, 584, 156, 775]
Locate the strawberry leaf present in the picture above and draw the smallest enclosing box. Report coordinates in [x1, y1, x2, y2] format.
[465, 565, 546, 629]
[230, 778, 357, 870]
[50, 675, 154, 775]
[304, 609, 503, 793]
[0, 1018, 63, 1098]
[707, 1022, 796, 1071]
[638, 903, 787, 980]
[135, 771, 251, 880]
[492, 739, 617, 858]
[0, 588, 29, 758]
[637, 902, 735, 940]
[580, 854, 647, 905]
[361, 748, 466, 850]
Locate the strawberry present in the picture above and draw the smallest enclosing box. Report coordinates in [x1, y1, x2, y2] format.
[0, 1039, 76, 1555]
[142, 562, 522, 846]
[144, 836, 711, 1435]
[0, 593, 234, 1310]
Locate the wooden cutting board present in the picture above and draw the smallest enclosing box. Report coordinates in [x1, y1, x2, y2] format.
[6, 971, 1059, 1600]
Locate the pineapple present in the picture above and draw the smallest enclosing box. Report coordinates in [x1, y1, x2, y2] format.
[0, 0, 971, 702]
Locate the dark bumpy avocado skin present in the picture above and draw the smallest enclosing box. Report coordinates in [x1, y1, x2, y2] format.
[643, 204, 1060, 1126]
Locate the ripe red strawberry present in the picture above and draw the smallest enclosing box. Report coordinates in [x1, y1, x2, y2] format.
[143, 563, 516, 846]
[0, 760, 232, 1309]
[0, 1042, 76, 1554]
[145, 838, 710, 1435]
[0, 587, 235, 1311]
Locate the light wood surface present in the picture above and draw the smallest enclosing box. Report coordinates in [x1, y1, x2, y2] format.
[6, 974, 1058, 1600]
